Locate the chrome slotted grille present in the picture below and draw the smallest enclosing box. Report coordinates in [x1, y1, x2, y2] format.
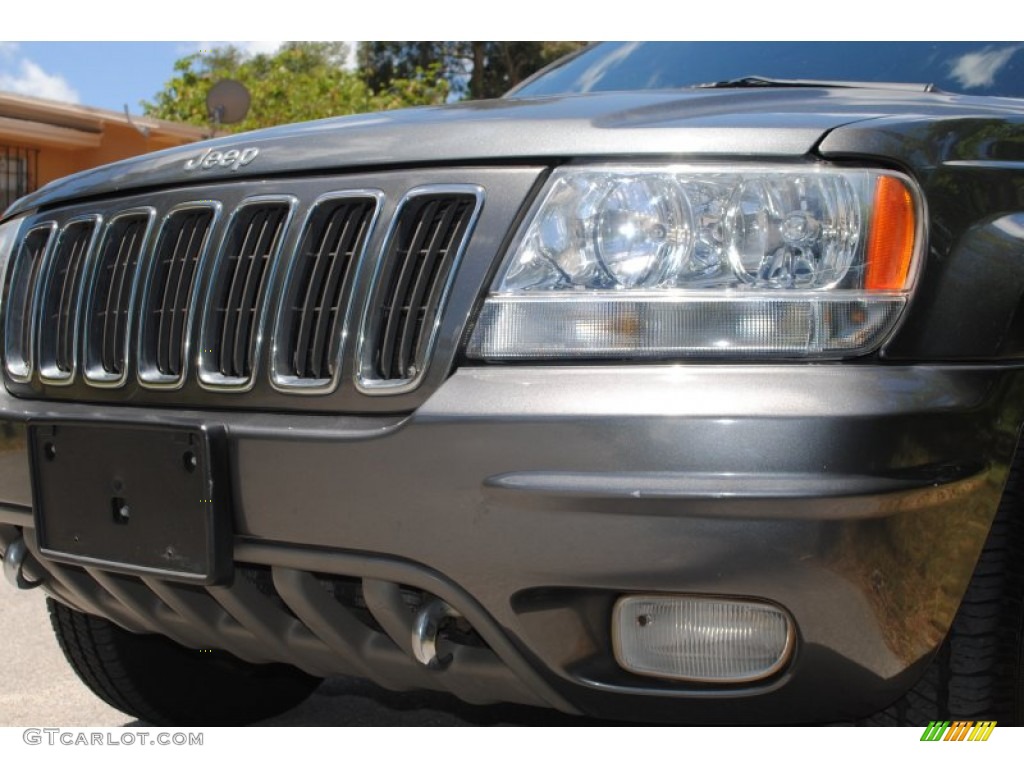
[37, 219, 97, 383]
[4, 225, 53, 382]
[84, 211, 152, 385]
[139, 205, 217, 386]
[360, 188, 482, 392]
[0, 175, 500, 405]
[272, 194, 380, 391]
[200, 199, 292, 388]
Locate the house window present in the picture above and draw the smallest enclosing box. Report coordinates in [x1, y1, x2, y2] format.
[0, 145, 39, 211]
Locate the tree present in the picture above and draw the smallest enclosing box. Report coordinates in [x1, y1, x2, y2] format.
[358, 41, 587, 100]
[358, 42, 455, 93]
[143, 42, 449, 133]
[468, 42, 586, 99]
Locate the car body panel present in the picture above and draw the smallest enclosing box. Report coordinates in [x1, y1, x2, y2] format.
[8, 88, 1024, 218]
[1, 361, 1021, 721]
[2, 45, 1024, 723]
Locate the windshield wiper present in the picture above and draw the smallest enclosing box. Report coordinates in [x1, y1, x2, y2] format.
[692, 75, 938, 93]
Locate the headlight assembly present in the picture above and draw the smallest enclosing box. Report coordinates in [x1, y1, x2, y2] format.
[467, 165, 922, 360]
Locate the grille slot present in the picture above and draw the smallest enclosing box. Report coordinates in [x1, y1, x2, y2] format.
[84, 212, 151, 384]
[362, 190, 480, 389]
[3, 224, 54, 381]
[201, 200, 292, 386]
[3, 179, 493, 400]
[38, 219, 97, 382]
[139, 205, 215, 385]
[273, 195, 379, 390]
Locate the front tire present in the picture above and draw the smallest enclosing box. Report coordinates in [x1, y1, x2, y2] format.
[47, 597, 322, 725]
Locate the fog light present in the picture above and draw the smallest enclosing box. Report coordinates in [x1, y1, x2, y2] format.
[613, 595, 794, 683]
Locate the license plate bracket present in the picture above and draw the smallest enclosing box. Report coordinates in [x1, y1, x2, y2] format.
[29, 422, 231, 584]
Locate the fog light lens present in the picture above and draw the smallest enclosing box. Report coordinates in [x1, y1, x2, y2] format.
[613, 595, 794, 683]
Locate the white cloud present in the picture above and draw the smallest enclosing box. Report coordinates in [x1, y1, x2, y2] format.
[950, 44, 1022, 89]
[185, 41, 358, 69]
[0, 42, 19, 60]
[236, 41, 284, 56]
[0, 56, 79, 103]
[186, 41, 284, 57]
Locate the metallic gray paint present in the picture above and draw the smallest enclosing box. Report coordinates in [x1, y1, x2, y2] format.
[819, 115, 1024, 361]
[0, 361, 1021, 721]
[2, 83, 1023, 721]
[9, 89, 1024, 219]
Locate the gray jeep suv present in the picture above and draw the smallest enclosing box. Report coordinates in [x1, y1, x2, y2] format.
[1, 41, 1023, 725]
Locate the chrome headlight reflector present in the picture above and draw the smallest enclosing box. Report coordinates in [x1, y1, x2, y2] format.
[468, 166, 921, 360]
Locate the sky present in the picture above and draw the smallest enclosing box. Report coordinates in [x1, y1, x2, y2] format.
[0, 41, 336, 114]
[0, 2, 1001, 117]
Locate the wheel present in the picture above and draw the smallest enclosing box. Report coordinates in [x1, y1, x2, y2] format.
[865, 448, 1024, 726]
[47, 597, 322, 725]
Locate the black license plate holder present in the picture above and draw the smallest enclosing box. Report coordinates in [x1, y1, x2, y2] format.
[29, 422, 231, 584]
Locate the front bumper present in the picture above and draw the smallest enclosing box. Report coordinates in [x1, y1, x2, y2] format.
[1, 363, 1022, 723]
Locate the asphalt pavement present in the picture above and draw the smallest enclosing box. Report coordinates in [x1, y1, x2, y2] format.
[0, 588, 589, 727]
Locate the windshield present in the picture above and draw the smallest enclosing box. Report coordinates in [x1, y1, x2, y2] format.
[512, 42, 1024, 99]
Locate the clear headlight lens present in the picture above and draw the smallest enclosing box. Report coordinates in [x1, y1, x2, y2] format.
[468, 165, 921, 360]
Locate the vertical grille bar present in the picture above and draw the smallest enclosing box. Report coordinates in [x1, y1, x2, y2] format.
[360, 188, 481, 392]
[273, 195, 379, 390]
[84, 211, 152, 384]
[200, 199, 293, 388]
[37, 219, 98, 382]
[138, 205, 216, 386]
[159, 213, 204, 376]
[102, 221, 142, 372]
[392, 199, 467, 378]
[3, 224, 54, 382]
[299, 204, 361, 378]
[376, 198, 442, 379]
[222, 210, 275, 377]
[162, 215, 205, 375]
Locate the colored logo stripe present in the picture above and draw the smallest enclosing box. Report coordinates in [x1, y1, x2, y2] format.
[920, 720, 996, 741]
[944, 721, 972, 741]
[969, 722, 997, 741]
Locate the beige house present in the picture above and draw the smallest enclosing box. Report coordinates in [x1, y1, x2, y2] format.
[0, 92, 207, 210]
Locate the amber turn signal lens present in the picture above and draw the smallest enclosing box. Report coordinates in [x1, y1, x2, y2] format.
[866, 176, 916, 290]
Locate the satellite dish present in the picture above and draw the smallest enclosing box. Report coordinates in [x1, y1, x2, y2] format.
[206, 79, 251, 125]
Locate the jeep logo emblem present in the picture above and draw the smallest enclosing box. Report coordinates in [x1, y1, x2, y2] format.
[184, 147, 259, 172]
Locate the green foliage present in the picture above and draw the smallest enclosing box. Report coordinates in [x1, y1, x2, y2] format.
[142, 42, 449, 133]
[469, 41, 587, 99]
[358, 41, 587, 100]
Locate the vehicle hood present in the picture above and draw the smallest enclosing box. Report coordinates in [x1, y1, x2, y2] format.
[8, 87, 1022, 217]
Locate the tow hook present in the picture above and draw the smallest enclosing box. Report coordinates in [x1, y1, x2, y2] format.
[3, 535, 44, 590]
[411, 598, 461, 670]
